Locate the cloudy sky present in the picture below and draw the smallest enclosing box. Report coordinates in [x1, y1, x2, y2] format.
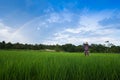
[0, 0, 120, 45]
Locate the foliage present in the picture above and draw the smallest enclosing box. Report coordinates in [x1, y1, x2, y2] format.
[0, 41, 120, 53]
[0, 50, 120, 80]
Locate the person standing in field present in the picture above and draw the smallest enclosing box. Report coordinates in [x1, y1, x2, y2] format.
[83, 42, 89, 56]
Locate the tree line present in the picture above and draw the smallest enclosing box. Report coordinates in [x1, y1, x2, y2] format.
[0, 41, 120, 53]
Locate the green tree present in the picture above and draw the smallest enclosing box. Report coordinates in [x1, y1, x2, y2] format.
[5, 42, 13, 49]
[0, 41, 6, 49]
[62, 44, 76, 52]
[55, 44, 61, 52]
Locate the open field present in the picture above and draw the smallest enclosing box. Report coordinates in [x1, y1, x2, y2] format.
[0, 50, 120, 80]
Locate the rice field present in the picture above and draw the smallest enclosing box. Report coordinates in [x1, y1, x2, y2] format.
[0, 50, 120, 80]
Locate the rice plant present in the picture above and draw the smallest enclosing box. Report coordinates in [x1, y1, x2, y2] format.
[0, 50, 120, 80]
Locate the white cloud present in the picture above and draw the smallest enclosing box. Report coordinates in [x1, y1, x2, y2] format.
[46, 11, 73, 24]
[65, 28, 82, 34]
[43, 10, 120, 45]
[1, 9, 120, 45]
[0, 22, 28, 43]
[47, 13, 60, 23]
[42, 40, 59, 45]
[0, 22, 13, 40]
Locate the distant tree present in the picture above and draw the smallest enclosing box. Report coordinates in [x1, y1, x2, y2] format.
[5, 42, 13, 49]
[75, 45, 84, 52]
[0, 41, 6, 49]
[105, 41, 115, 53]
[55, 44, 61, 52]
[13, 43, 21, 49]
[62, 44, 76, 52]
[110, 46, 120, 53]
[90, 44, 106, 53]
[39, 44, 45, 49]
[0, 41, 120, 53]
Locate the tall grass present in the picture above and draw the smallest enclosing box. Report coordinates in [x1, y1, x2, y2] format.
[0, 50, 120, 80]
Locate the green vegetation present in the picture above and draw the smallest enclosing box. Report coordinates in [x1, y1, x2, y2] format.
[0, 50, 120, 80]
[0, 41, 120, 53]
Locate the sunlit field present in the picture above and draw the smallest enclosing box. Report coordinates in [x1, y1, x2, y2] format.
[0, 50, 120, 80]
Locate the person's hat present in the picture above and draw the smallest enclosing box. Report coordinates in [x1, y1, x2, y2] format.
[86, 42, 88, 44]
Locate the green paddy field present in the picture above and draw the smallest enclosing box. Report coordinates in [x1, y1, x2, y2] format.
[0, 50, 120, 80]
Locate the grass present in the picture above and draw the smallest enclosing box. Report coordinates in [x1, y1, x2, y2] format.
[0, 50, 120, 80]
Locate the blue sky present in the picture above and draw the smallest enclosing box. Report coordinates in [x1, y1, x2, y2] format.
[0, 0, 120, 45]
